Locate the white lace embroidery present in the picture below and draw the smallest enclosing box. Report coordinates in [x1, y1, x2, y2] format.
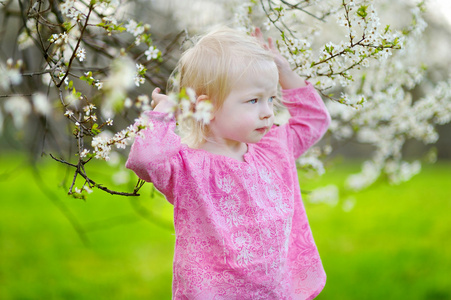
[216, 175, 235, 193]
[232, 231, 254, 266]
[220, 195, 244, 226]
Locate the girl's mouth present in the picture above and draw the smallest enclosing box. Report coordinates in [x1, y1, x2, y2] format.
[255, 127, 268, 134]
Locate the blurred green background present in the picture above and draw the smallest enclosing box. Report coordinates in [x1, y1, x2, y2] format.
[1, 154, 450, 300]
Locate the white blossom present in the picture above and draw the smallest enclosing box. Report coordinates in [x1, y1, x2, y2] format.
[0, 60, 22, 89]
[342, 197, 356, 212]
[102, 57, 136, 118]
[64, 110, 74, 118]
[18, 31, 34, 50]
[346, 161, 381, 191]
[308, 185, 339, 206]
[102, 16, 118, 26]
[124, 98, 133, 108]
[136, 95, 150, 108]
[32, 93, 52, 116]
[104, 58, 135, 91]
[90, 115, 153, 161]
[4, 96, 31, 129]
[136, 63, 145, 73]
[60, 0, 74, 15]
[76, 47, 86, 62]
[134, 75, 145, 87]
[125, 20, 144, 37]
[263, 19, 271, 31]
[95, 81, 103, 90]
[144, 46, 159, 61]
[96, 0, 120, 15]
[298, 155, 325, 176]
[80, 149, 90, 158]
[112, 170, 130, 185]
[193, 101, 213, 124]
[83, 185, 93, 194]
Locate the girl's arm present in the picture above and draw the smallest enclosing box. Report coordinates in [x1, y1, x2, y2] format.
[125, 88, 181, 201]
[253, 28, 330, 158]
[281, 82, 331, 159]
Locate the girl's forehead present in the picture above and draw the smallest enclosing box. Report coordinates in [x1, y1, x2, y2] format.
[229, 70, 278, 98]
[235, 64, 278, 87]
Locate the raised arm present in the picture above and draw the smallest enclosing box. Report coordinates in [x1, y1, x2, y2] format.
[253, 28, 330, 158]
[282, 83, 331, 159]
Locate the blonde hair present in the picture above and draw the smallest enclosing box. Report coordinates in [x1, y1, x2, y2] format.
[171, 27, 278, 148]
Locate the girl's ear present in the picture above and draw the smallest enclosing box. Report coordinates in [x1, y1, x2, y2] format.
[196, 95, 209, 103]
[196, 95, 215, 121]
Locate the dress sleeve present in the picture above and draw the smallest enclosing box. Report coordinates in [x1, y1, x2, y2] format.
[125, 111, 181, 202]
[280, 81, 331, 159]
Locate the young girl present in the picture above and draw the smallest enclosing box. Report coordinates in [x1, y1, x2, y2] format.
[126, 27, 331, 299]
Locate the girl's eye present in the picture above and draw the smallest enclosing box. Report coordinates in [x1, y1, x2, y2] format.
[248, 99, 258, 104]
[268, 96, 275, 103]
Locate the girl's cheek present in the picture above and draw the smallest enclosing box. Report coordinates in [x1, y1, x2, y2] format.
[242, 115, 257, 127]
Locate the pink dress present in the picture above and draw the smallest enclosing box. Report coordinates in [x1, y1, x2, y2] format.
[126, 82, 331, 299]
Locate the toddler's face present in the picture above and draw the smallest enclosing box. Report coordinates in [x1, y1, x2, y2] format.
[208, 70, 278, 146]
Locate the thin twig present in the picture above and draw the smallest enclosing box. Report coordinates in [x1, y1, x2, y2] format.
[278, 0, 327, 22]
[49, 154, 142, 196]
[57, 4, 93, 87]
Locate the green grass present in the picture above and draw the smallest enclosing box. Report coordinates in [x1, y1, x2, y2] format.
[304, 162, 451, 300]
[0, 154, 450, 299]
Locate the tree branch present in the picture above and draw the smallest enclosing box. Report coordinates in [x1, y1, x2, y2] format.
[49, 154, 143, 196]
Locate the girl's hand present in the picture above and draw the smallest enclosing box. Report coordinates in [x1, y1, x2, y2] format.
[252, 27, 306, 90]
[252, 27, 290, 73]
[151, 87, 176, 113]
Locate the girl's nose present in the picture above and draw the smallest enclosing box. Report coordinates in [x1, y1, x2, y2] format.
[259, 102, 273, 119]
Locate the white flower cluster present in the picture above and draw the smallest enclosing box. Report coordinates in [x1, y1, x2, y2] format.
[17, 19, 37, 50]
[229, 0, 451, 199]
[384, 160, 421, 185]
[60, 0, 86, 22]
[0, 59, 22, 90]
[73, 185, 92, 196]
[233, 0, 257, 33]
[83, 103, 97, 122]
[1, 92, 51, 132]
[308, 185, 339, 206]
[161, 88, 214, 125]
[278, 37, 312, 72]
[102, 57, 136, 118]
[32, 93, 52, 117]
[134, 64, 146, 87]
[90, 115, 153, 161]
[297, 146, 332, 176]
[3, 96, 31, 129]
[346, 160, 381, 191]
[125, 20, 145, 37]
[272, 1, 405, 94]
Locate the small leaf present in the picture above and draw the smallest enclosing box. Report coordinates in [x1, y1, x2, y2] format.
[356, 5, 368, 18]
[91, 123, 101, 135]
